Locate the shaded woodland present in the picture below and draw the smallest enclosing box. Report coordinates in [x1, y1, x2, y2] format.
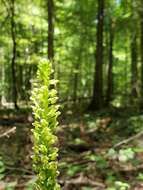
[1, 0, 143, 189]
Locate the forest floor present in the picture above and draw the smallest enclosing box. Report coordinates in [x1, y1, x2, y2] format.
[0, 107, 143, 190]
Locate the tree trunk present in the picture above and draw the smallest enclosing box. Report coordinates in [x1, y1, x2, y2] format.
[130, 34, 138, 100]
[47, 0, 54, 62]
[18, 65, 24, 100]
[73, 62, 80, 103]
[0, 63, 5, 106]
[73, 42, 83, 103]
[10, 0, 18, 109]
[106, 22, 114, 106]
[88, 0, 104, 110]
[140, 1, 143, 108]
[25, 65, 32, 102]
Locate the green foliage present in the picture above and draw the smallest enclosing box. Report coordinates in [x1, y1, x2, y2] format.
[31, 59, 60, 190]
[86, 154, 108, 169]
[137, 173, 143, 181]
[67, 165, 83, 177]
[118, 148, 135, 162]
[110, 115, 143, 137]
[127, 116, 143, 133]
[114, 181, 130, 190]
[108, 148, 135, 163]
[0, 157, 5, 180]
[106, 181, 130, 190]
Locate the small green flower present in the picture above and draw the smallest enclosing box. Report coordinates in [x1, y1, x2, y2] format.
[31, 59, 60, 189]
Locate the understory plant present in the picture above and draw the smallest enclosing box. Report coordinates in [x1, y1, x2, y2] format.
[31, 59, 61, 190]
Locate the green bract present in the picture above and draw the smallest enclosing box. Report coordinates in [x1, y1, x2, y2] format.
[31, 59, 61, 190]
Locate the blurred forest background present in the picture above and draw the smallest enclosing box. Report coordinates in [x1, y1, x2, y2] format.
[1, 0, 143, 189]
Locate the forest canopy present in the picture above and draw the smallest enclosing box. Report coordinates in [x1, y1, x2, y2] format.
[0, 0, 142, 110]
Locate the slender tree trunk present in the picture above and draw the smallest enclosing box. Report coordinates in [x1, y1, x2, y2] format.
[10, 0, 18, 109]
[47, 0, 54, 62]
[18, 65, 24, 100]
[130, 34, 138, 99]
[0, 63, 5, 106]
[88, 0, 104, 110]
[73, 42, 83, 103]
[140, 4, 143, 108]
[25, 65, 32, 102]
[124, 48, 128, 98]
[73, 62, 80, 103]
[106, 22, 114, 106]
